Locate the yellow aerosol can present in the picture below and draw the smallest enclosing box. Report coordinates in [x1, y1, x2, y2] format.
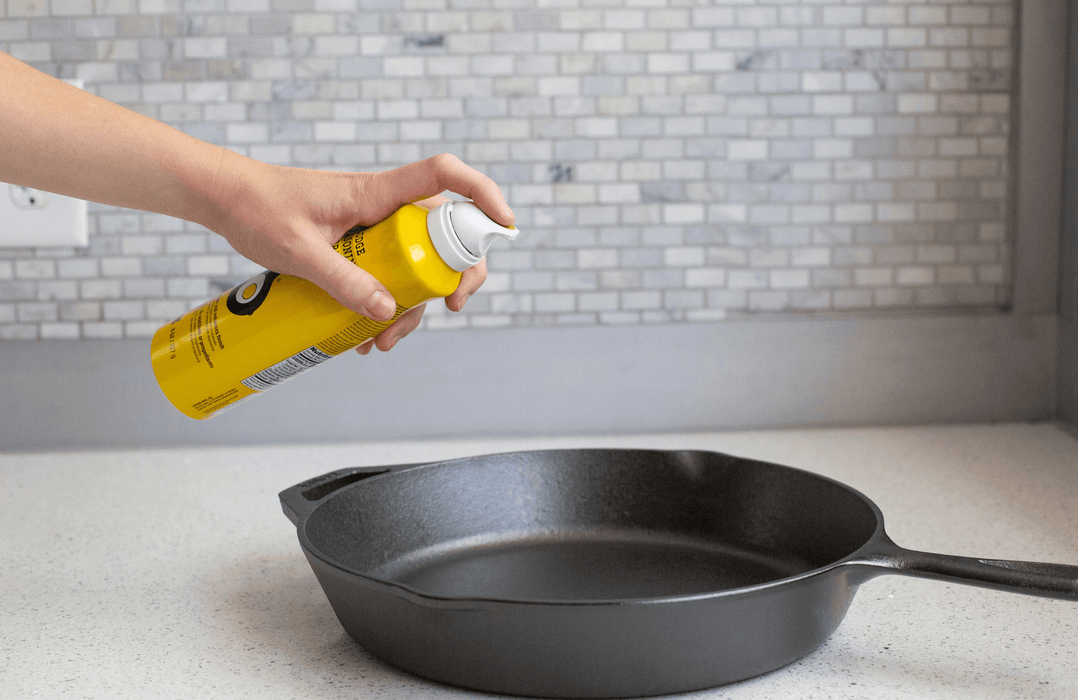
[150, 201, 519, 419]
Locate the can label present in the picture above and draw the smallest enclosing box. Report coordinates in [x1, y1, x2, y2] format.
[150, 204, 462, 420]
[240, 346, 335, 391]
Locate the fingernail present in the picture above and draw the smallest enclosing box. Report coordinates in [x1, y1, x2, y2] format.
[369, 291, 395, 321]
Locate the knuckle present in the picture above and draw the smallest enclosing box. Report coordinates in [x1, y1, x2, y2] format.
[465, 262, 487, 286]
[428, 152, 461, 170]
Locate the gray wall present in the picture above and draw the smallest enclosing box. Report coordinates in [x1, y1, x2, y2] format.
[1, 0, 1074, 450]
[0, 315, 1058, 451]
[2, 0, 1018, 339]
[1060, 0, 1078, 427]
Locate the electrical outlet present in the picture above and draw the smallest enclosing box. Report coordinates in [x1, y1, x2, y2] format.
[0, 184, 89, 249]
[10, 186, 50, 209]
[0, 79, 89, 249]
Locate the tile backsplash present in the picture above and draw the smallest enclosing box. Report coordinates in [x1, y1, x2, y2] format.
[0, 0, 1015, 340]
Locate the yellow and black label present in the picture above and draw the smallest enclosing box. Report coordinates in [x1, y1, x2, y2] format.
[226, 271, 279, 316]
[150, 204, 462, 420]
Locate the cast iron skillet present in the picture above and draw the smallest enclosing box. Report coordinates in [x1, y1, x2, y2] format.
[279, 449, 1078, 699]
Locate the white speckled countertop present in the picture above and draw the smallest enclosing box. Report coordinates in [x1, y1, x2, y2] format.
[2, 423, 1077, 699]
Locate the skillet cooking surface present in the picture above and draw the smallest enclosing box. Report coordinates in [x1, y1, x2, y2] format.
[301, 449, 878, 602]
[372, 530, 810, 600]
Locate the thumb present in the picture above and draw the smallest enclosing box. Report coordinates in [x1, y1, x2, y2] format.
[294, 244, 397, 321]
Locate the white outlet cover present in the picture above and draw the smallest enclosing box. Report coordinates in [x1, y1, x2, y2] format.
[0, 79, 89, 249]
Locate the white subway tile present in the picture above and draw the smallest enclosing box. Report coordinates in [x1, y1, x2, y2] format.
[728, 270, 768, 289]
[834, 161, 873, 181]
[897, 267, 935, 286]
[100, 258, 142, 277]
[577, 291, 617, 312]
[375, 142, 420, 163]
[823, 7, 863, 26]
[576, 117, 618, 137]
[802, 72, 842, 93]
[834, 204, 874, 224]
[937, 265, 976, 286]
[813, 94, 854, 115]
[813, 139, 853, 159]
[553, 184, 597, 205]
[770, 270, 809, 289]
[727, 140, 768, 160]
[102, 300, 144, 320]
[37, 281, 79, 301]
[705, 204, 746, 224]
[538, 76, 581, 96]
[854, 268, 894, 287]
[577, 249, 619, 269]
[83, 322, 126, 338]
[472, 55, 515, 76]
[39, 322, 80, 339]
[536, 293, 577, 313]
[791, 205, 832, 224]
[685, 268, 725, 287]
[81, 279, 125, 299]
[877, 203, 917, 222]
[582, 31, 623, 52]
[596, 184, 639, 204]
[867, 7, 905, 26]
[311, 121, 355, 141]
[918, 202, 959, 221]
[226, 122, 269, 143]
[646, 53, 689, 74]
[184, 36, 228, 58]
[560, 10, 602, 31]
[909, 7, 948, 25]
[896, 92, 940, 113]
[15, 261, 56, 279]
[749, 205, 790, 225]
[845, 29, 885, 48]
[662, 204, 704, 225]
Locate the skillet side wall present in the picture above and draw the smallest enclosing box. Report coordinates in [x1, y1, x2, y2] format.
[303, 547, 864, 698]
[300, 450, 880, 578]
[289, 451, 885, 697]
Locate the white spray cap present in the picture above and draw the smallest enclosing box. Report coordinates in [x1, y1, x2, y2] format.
[426, 201, 519, 272]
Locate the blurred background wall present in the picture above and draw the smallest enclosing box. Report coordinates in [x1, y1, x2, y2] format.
[0, 0, 1017, 339]
[0, 0, 1073, 450]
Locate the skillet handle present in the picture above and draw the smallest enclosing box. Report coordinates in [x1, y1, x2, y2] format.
[848, 533, 1078, 601]
[279, 465, 402, 526]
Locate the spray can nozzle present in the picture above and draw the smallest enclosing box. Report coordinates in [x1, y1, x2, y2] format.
[427, 201, 519, 272]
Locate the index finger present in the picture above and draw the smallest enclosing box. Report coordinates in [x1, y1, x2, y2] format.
[373, 154, 515, 228]
[445, 258, 487, 312]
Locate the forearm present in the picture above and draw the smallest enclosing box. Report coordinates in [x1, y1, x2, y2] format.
[0, 51, 232, 229]
[2, 49, 509, 330]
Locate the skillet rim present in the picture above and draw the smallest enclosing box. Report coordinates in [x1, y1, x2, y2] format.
[289, 447, 889, 606]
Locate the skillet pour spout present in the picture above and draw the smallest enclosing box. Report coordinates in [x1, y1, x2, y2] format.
[280, 448, 1078, 699]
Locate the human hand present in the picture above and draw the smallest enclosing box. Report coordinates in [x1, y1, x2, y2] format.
[200, 153, 512, 354]
[352, 193, 488, 356]
[0, 54, 502, 354]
